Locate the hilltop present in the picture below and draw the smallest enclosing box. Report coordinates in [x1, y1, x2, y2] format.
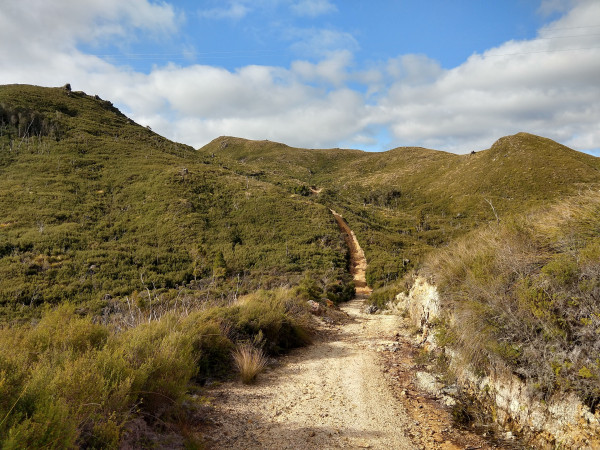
[203, 132, 600, 294]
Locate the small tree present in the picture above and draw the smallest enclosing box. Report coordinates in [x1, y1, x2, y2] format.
[212, 251, 227, 279]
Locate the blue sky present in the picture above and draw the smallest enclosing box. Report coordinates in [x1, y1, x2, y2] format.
[1, 0, 599, 154]
[85, 1, 548, 72]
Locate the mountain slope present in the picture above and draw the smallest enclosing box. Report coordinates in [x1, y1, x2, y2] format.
[0, 85, 351, 319]
[202, 132, 600, 291]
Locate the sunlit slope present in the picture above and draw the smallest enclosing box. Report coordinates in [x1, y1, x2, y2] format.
[205, 133, 600, 289]
[0, 85, 349, 317]
[205, 133, 600, 215]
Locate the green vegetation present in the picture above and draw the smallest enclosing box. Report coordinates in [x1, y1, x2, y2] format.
[0, 84, 353, 445]
[202, 132, 600, 295]
[2, 84, 600, 445]
[0, 288, 312, 447]
[0, 85, 351, 321]
[423, 191, 600, 411]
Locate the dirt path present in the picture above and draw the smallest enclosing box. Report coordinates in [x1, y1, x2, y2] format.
[200, 213, 500, 449]
[201, 213, 412, 448]
[330, 210, 371, 296]
[202, 298, 414, 449]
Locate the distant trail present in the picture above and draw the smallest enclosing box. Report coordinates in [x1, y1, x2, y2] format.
[330, 210, 372, 296]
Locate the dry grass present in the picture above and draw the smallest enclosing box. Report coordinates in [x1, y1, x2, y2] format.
[421, 190, 600, 408]
[233, 344, 268, 384]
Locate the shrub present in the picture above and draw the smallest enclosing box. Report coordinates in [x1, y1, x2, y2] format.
[112, 316, 197, 414]
[181, 318, 234, 382]
[367, 284, 399, 309]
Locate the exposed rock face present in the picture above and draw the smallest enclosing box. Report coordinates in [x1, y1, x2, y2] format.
[393, 276, 440, 345]
[472, 373, 600, 449]
[394, 275, 600, 449]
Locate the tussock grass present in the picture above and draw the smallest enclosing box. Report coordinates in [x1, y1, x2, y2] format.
[233, 344, 268, 384]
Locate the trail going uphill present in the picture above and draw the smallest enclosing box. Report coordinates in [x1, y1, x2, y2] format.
[330, 210, 371, 296]
[201, 212, 413, 448]
[200, 212, 498, 449]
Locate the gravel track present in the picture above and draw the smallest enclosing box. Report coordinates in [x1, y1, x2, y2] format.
[201, 212, 415, 449]
[202, 297, 415, 449]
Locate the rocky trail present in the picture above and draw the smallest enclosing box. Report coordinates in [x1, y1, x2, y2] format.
[200, 212, 508, 449]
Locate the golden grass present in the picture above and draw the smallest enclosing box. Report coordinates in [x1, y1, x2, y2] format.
[233, 344, 268, 384]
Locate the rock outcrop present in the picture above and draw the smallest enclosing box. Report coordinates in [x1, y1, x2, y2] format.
[394, 275, 600, 449]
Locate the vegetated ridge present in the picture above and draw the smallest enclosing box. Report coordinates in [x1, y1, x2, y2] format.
[202, 132, 600, 301]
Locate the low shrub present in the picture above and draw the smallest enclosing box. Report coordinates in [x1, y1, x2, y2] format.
[367, 284, 400, 309]
[0, 287, 312, 447]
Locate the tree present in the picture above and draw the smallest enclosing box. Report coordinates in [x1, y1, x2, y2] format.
[212, 251, 227, 279]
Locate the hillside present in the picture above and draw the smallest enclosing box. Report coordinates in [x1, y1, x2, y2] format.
[0, 84, 353, 321]
[202, 132, 600, 294]
[0, 84, 359, 448]
[417, 190, 600, 445]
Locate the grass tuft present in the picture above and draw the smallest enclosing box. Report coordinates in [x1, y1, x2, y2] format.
[233, 344, 268, 384]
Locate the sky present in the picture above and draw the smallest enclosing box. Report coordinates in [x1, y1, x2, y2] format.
[0, 0, 599, 154]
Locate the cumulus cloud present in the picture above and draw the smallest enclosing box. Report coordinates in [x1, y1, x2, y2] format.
[386, 54, 444, 86]
[538, 0, 576, 16]
[291, 50, 353, 86]
[117, 59, 368, 149]
[0, 0, 177, 49]
[370, 0, 600, 152]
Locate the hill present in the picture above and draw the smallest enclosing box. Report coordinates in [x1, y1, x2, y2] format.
[0, 84, 353, 321]
[0, 84, 359, 447]
[201, 132, 600, 296]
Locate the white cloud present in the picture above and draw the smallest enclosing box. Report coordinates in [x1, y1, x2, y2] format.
[538, 0, 575, 16]
[291, 50, 353, 86]
[165, 87, 365, 149]
[0, 0, 599, 154]
[386, 54, 444, 86]
[291, 0, 337, 17]
[368, 0, 600, 152]
[118, 59, 368, 149]
[198, 2, 250, 20]
[287, 28, 359, 57]
[0, 0, 177, 49]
